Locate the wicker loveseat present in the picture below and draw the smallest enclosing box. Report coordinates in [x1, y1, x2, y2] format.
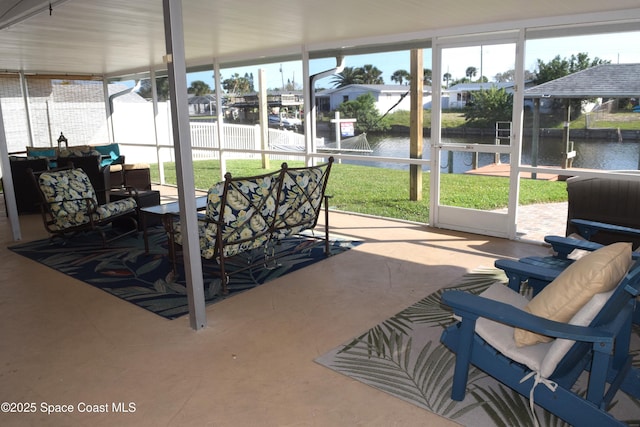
[171, 157, 334, 293]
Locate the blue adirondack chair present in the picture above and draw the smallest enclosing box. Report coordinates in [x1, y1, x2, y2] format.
[496, 218, 640, 325]
[440, 256, 640, 426]
[546, 219, 640, 260]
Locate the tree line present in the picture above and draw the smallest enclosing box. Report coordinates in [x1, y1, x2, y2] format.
[332, 52, 608, 89]
[336, 53, 610, 130]
[136, 52, 609, 128]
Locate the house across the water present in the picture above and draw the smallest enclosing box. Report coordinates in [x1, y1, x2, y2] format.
[315, 84, 432, 115]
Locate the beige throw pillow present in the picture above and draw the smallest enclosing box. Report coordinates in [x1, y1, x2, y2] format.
[514, 242, 632, 347]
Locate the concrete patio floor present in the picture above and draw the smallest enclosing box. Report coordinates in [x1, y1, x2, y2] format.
[0, 191, 556, 426]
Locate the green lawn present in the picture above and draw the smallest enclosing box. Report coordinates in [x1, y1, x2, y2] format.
[151, 159, 568, 223]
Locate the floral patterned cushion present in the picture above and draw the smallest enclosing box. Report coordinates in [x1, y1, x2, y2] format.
[173, 160, 331, 263]
[38, 168, 136, 231]
[174, 171, 280, 259]
[274, 164, 328, 238]
[173, 182, 224, 259]
[58, 147, 101, 158]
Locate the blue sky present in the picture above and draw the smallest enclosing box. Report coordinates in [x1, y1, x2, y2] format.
[188, 31, 640, 90]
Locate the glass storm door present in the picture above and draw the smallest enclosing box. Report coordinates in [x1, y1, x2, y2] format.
[430, 34, 523, 238]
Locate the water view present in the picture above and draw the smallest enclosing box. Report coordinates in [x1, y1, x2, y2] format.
[343, 134, 640, 173]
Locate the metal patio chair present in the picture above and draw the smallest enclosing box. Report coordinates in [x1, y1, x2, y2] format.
[30, 167, 138, 245]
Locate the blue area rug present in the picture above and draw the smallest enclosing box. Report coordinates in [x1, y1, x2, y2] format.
[9, 227, 360, 319]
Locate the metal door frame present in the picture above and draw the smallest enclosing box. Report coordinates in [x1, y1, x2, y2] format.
[430, 31, 525, 239]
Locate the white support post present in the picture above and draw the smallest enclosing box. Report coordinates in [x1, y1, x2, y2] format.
[258, 69, 269, 169]
[150, 68, 165, 185]
[506, 28, 527, 240]
[0, 101, 21, 240]
[19, 72, 35, 147]
[213, 61, 226, 180]
[429, 39, 443, 227]
[330, 112, 356, 164]
[333, 111, 341, 151]
[163, 0, 207, 330]
[254, 124, 261, 156]
[103, 79, 114, 143]
[302, 47, 313, 165]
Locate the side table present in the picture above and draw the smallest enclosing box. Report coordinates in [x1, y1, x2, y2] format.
[139, 196, 208, 256]
[110, 189, 161, 231]
[123, 164, 151, 190]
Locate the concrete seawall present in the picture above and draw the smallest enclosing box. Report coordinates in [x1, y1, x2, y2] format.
[387, 125, 640, 141]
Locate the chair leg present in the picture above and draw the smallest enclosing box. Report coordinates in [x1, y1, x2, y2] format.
[620, 366, 640, 399]
[450, 317, 477, 401]
[102, 216, 138, 246]
[220, 257, 229, 295]
[324, 195, 330, 255]
[161, 215, 178, 274]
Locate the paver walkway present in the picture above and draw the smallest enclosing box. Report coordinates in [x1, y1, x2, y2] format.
[513, 202, 567, 243]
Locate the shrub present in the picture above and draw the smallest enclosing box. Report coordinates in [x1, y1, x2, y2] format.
[337, 93, 390, 133]
[464, 87, 513, 127]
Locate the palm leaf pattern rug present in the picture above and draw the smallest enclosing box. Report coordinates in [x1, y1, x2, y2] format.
[316, 268, 640, 427]
[9, 227, 359, 320]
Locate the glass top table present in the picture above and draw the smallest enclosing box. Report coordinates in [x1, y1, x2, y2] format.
[140, 196, 208, 253]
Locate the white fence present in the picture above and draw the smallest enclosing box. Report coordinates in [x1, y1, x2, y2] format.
[190, 122, 259, 160]
[118, 122, 313, 184]
[189, 122, 310, 161]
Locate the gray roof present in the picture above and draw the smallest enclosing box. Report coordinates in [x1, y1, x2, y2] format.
[525, 63, 640, 98]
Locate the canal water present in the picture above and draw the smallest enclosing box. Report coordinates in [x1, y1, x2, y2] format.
[345, 134, 640, 173]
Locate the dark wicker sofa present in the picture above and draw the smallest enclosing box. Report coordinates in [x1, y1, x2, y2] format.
[566, 174, 640, 247]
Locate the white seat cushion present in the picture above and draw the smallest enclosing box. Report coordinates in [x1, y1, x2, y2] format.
[473, 282, 617, 378]
[540, 288, 615, 377]
[474, 283, 552, 373]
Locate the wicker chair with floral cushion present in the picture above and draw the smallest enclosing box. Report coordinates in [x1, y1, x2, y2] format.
[30, 167, 138, 245]
[57, 148, 111, 205]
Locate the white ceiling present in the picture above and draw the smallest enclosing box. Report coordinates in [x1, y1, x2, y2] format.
[1, 0, 640, 78]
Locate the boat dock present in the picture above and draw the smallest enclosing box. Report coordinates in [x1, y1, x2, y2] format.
[465, 163, 561, 181]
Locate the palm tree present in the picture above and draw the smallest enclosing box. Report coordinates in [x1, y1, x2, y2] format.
[443, 72, 451, 88]
[391, 69, 410, 85]
[332, 66, 364, 88]
[465, 66, 478, 81]
[222, 73, 253, 94]
[332, 65, 384, 87]
[423, 68, 432, 86]
[360, 64, 384, 84]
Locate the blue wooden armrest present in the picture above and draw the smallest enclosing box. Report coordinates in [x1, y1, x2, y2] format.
[544, 235, 640, 260]
[571, 218, 640, 241]
[545, 235, 606, 259]
[494, 259, 560, 295]
[442, 290, 614, 346]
